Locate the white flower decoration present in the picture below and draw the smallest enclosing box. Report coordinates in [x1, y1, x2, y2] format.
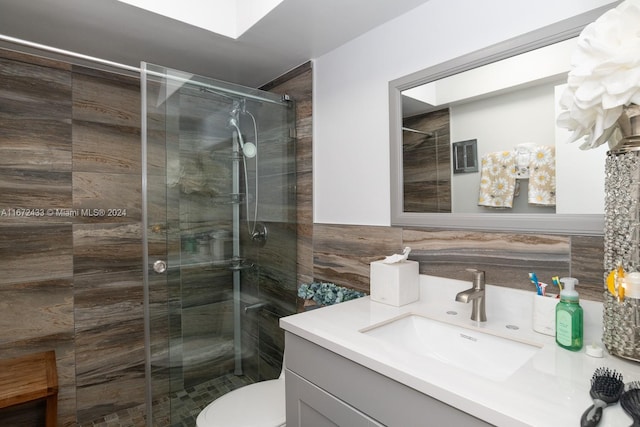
[491, 177, 511, 196]
[529, 188, 552, 205]
[557, 0, 640, 150]
[530, 146, 553, 168]
[497, 151, 514, 164]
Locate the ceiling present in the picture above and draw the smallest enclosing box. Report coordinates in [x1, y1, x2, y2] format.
[0, 0, 430, 87]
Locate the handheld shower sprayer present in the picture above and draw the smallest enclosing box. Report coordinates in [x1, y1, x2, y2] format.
[229, 103, 257, 159]
[229, 99, 263, 242]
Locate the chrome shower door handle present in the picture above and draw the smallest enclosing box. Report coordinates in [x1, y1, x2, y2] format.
[153, 260, 167, 273]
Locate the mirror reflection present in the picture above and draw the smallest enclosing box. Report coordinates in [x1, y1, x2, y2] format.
[400, 37, 607, 215]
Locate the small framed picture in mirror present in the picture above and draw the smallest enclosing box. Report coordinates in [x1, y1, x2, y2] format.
[452, 139, 478, 174]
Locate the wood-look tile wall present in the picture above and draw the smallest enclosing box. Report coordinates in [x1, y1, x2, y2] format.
[312, 224, 605, 303]
[262, 63, 314, 312]
[0, 50, 76, 427]
[0, 49, 312, 426]
[403, 109, 451, 213]
[237, 62, 313, 380]
[0, 49, 143, 426]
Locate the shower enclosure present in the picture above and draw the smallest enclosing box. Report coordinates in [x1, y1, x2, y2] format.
[141, 63, 297, 426]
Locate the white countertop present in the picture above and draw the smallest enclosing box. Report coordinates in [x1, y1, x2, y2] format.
[280, 274, 640, 427]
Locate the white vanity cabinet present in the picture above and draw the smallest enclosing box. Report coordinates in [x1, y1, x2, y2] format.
[284, 332, 492, 427]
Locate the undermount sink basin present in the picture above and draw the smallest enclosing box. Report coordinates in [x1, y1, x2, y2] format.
[361, 314, 541, 381]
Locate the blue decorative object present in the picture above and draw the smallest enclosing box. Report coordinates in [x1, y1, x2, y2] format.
[298, 282, 366, 306]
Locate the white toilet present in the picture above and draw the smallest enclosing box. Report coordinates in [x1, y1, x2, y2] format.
[196, 370, 286, 427]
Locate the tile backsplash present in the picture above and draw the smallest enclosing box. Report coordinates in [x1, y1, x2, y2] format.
[312, 224, 605, 303]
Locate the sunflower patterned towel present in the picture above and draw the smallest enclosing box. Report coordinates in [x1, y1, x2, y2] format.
[478, 151, 517, 208]
[528, 145, 556, 206]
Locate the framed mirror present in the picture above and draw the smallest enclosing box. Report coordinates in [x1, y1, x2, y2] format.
[389, 6, 616, 236]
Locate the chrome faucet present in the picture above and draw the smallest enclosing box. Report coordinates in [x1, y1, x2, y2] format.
[455, 269, 487, 322]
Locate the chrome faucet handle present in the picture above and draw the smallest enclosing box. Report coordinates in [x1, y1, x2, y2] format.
[465, 268, 485, 289]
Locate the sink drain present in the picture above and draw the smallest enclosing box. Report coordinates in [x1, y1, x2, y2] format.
[505, 324, 520, 330]
[446, 311, 458, 316]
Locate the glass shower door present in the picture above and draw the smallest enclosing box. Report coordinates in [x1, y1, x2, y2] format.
[141, 63, 296, 427]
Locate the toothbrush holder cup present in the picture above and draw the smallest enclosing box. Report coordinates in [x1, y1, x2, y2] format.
[532, 293, 558, 336]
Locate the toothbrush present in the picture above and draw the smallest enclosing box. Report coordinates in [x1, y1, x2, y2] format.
[529, 272, 541, 295]
[539, 282, 548, 296]
[552, 276, 562, 295]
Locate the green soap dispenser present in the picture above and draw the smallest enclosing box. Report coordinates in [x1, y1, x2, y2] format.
[555, 277, 583, 351]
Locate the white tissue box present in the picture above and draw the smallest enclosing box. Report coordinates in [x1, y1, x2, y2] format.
[370, 260, 419, 306]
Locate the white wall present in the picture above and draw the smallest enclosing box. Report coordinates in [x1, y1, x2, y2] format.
[313, 0, 618, 226]
[554, 85, 608, 214]
[450, 81, 560, 213]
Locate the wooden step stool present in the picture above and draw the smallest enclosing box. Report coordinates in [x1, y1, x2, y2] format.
[0, 350, 58, 427]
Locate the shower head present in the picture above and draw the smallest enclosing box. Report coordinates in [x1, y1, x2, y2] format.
[229, 117, 256, 158]
[242, 142, 257, 158]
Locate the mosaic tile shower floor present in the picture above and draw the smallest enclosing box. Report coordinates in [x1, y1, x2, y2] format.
[84, 373, 254, 427]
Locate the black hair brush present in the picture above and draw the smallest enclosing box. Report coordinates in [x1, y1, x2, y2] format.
[581, 367, 624, 427]
[621, 381, 640, 427]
